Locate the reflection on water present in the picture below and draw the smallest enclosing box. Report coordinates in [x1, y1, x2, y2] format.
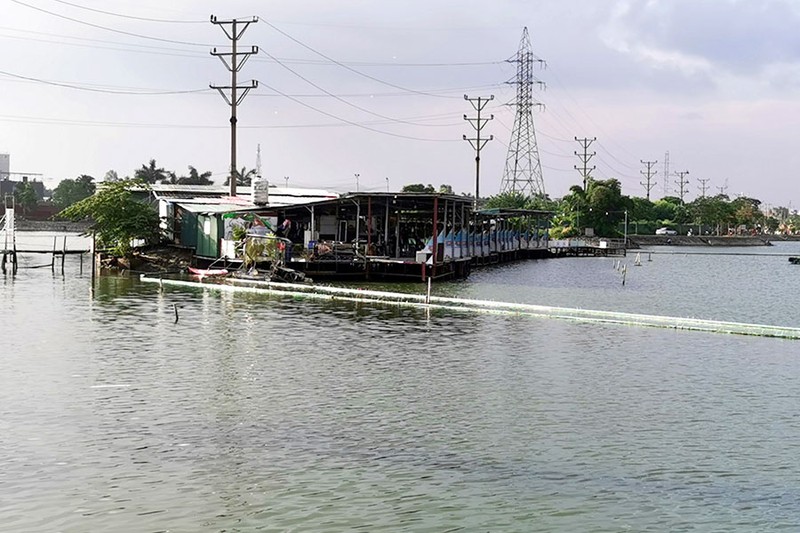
[2, 247, 800, 531]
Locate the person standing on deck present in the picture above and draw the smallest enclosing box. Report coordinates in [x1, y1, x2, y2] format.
[276, 218, 293, 261]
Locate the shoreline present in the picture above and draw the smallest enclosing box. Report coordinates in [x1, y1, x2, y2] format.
[629, 235, 775, 247]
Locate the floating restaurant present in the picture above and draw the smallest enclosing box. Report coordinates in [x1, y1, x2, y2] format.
[151, 184, 554, 282]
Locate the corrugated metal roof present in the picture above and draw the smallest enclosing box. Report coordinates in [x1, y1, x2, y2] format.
[152, 184, 339, 207]
[176, 203, 260, 214]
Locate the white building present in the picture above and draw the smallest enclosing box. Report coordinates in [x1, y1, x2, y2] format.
[0, 153, 9, 179]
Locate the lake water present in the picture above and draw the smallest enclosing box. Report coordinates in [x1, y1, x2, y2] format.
[3, 241, 800, 531]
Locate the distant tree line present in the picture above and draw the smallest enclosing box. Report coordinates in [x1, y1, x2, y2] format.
[402, 177, 799, 238]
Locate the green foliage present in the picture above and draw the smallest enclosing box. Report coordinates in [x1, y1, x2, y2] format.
[559, 178, 631, 237]
[103, 170, 120, 182]
[401, 183, 435, 193]
[484, 191, 557, 211]
[225, 167, 256, 186]
[13, 181, 38, 215]
[58, 179, 160, 257]
[134, 159, 168, 184]
[51, 174, 96, 210]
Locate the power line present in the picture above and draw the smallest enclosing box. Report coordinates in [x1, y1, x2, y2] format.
[10, 0, 210, 47]
[0, 68, 209, 94]
[259, 48, 458, 127]
[49, 0, 207, 23]
[261, 18, 484, 99]
[256, 80, 459, 142]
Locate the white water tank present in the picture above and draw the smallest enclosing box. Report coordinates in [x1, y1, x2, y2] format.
[252, 175, 270, 205]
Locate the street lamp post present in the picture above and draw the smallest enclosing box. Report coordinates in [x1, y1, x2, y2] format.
[623, 209, 628, 256]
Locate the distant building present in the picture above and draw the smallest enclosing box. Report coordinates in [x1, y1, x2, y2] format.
[0, 153, 9, 179]
[1, 176, 45, 202]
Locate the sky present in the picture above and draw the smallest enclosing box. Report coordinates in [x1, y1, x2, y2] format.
[1, 0, 800, 209]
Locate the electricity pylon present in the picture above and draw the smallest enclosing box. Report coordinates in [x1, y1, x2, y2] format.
[500, 27, 546, 197]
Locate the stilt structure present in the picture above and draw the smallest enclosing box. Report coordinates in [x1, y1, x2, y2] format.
[500, 27, 547, 197]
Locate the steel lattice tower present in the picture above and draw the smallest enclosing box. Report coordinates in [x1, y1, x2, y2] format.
[500, 27, 546, 197]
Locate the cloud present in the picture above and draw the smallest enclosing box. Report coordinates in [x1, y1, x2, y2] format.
[601, 0, 800, 82]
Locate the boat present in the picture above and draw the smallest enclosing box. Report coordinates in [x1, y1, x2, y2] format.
[188, 266, 230, 277]
[789, 257, 800, 265]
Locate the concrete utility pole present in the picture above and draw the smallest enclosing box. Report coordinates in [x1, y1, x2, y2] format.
[574, 137, 596, 190]
[674, 170, 690, 202]
[697, 178, 711, 198]
[210, 15, 259, 197]
[463, 95, 494, 210]
[640, 160, 658, 201]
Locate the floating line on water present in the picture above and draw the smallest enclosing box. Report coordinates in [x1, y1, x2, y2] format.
[140, 274, 800, 340]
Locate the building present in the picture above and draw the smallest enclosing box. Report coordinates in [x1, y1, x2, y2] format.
[0, 154, 9, 179]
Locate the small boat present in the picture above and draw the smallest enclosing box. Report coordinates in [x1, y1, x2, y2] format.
[188, 266, 229, 277]
[789, 257, 800, 265]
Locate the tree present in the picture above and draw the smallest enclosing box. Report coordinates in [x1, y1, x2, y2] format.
[51, 174, 96, 210]
[58, 179, 160, 257]
[179, 166, 213, 185]
[13, 181, 38, 215]
[401, 183, 435, 193]
[730, 196, 763, 228]
[225, 167, 256, 186]
[103, 170, 120, 182]
[687, 195, 733, 234]
[559, 178, 631, 237]
[134, 159, 169, 184]
[438, 184, 454, 195]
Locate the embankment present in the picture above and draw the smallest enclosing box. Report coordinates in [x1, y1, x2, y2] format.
[630, 235, 772, 246]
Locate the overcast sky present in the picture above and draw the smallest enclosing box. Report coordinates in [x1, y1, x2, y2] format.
[2, 0, 799, 209]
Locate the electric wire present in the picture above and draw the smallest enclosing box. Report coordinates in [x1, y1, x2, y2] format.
[10, 0, 211, 47]
[262, 18, 493, 100]
[49, 0, 207, 23]
[254, 79, 460, 142]
[0, 69, 210, 94]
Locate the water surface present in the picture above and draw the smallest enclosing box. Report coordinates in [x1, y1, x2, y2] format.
[2, 243, 800, 531]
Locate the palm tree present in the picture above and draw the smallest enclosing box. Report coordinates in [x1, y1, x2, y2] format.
[225, 167, 257, 186]
[134, 159, 168, 184]
[178, 166, 214, 185]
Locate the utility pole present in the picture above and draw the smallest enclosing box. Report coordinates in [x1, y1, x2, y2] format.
[640, 160, 658, 201]
[463, 95, 494, 210]
[716, 179, 729, 196]
[574, 137, 596, 190]
[697, 178, 711, 198]
[674, 170, 690, 202]
[284, 176, 289, 188]
[662, 151, 670, 197]
[355, 173, 360, 192]
[210, 15, 259, 197]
